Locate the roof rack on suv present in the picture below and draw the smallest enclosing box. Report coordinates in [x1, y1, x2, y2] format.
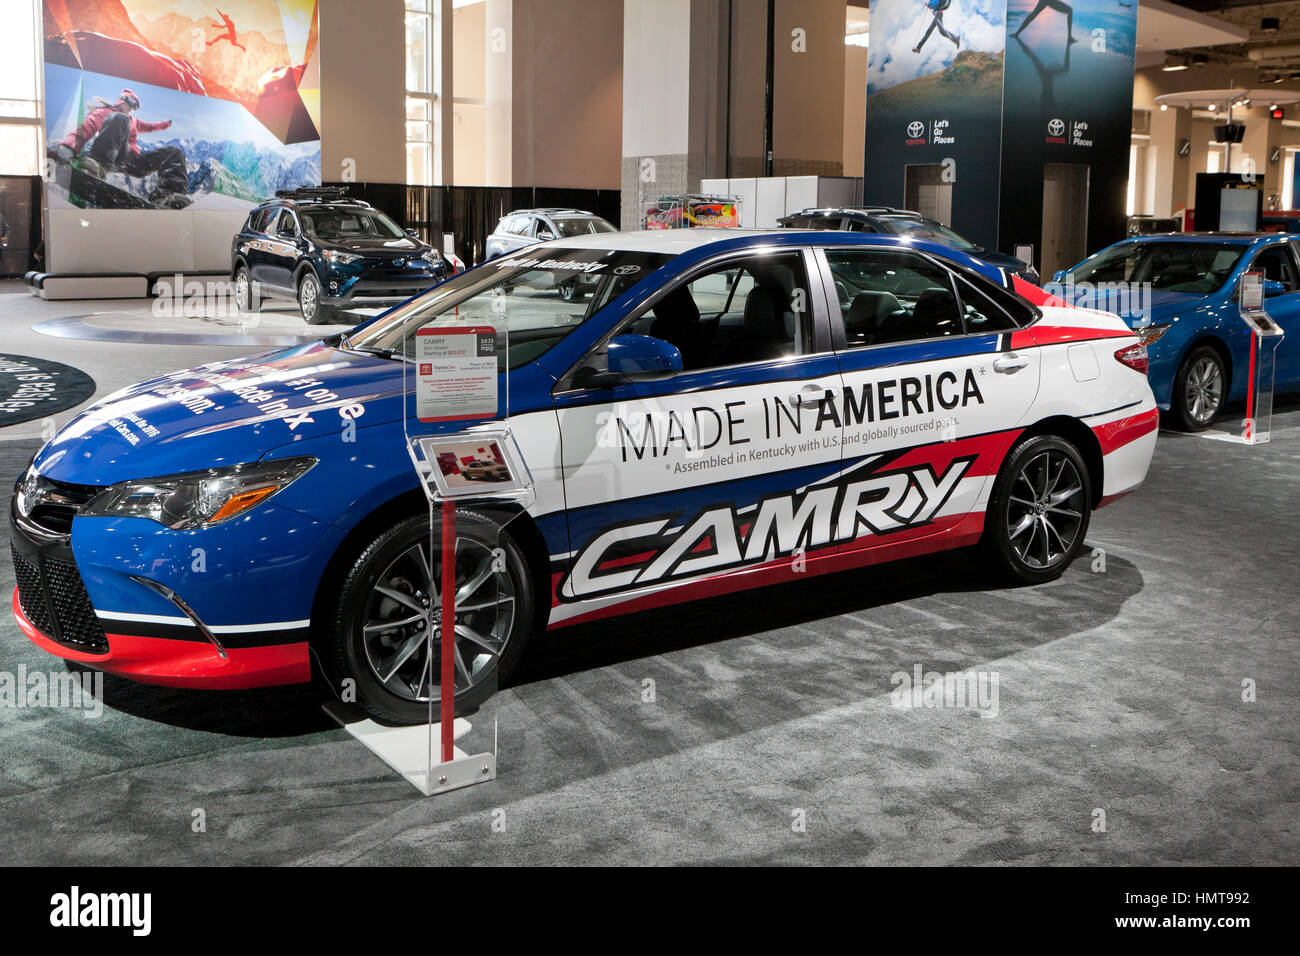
[273, 187, 370, 207]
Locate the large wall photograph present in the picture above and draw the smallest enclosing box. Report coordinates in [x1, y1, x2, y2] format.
[42, 0, 321, 212]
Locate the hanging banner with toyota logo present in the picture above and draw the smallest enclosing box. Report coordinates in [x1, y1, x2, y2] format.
[863, 0, 1008, 250]
[999, 0, 1138, 259]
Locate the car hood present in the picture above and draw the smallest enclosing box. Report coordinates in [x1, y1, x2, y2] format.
[318, 236, 428, 256]
[976, 248, 1032, 274]
[1052, 286, 1203, 326]
[31, 342, 407, 486]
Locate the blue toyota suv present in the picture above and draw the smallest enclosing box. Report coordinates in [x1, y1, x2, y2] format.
[231, 187, 454, 325]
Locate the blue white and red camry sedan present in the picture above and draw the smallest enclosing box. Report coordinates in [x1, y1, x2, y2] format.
[10, 229, 1158, 722]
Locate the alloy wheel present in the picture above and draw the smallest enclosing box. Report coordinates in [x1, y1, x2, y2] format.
[235, 271, 250, 311]
[1184, 355, 1223, 425]
[1006, 450, 1086, 570]
[300, 276, 317, 320]
[360, 536, 516, 703]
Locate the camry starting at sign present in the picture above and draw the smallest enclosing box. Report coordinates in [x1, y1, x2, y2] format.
[415, 326, 499, 422]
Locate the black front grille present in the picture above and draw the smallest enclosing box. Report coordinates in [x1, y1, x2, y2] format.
[21, 476, 99, 536]
[12, 547, 53, 635]
[10, 545, 108, 653]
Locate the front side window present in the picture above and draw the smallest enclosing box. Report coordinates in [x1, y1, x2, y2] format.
[276, 210, 298, 238]
[613, 252, 813, 371]
[348, 247, 671, 370]
[1250, 244, 1299, 293]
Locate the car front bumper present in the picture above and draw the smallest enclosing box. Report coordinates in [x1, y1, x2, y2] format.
[9, 493, 315, 690]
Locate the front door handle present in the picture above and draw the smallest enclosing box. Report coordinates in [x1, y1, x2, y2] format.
[993, 353, 1031, 373]
[791, 383, 829, 406]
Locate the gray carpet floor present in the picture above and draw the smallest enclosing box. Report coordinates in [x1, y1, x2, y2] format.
[0, 284, 1296, 865]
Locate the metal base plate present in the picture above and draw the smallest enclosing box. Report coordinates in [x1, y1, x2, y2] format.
[324, 700, 497, 796]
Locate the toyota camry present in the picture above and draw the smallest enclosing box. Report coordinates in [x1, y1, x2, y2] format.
[11, 229, 1158, 723]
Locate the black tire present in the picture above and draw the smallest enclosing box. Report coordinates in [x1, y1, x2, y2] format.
[298, 271, 337, 325]
[982, 434, 1093, 586]
[329, 511, 534, 724]
[1170, 344, 1226, 432]
[233, 265, 259, 313]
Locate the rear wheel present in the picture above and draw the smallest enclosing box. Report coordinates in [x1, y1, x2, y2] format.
[982, 434, 1092, 586]
[1171, 345, 1226, 432]
[330, 512, 534, 724]
[298, 271, 337, 325]
[233, 266, 259, 313]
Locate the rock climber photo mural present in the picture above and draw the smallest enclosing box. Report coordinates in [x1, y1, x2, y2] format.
[42, 0, 321, 211]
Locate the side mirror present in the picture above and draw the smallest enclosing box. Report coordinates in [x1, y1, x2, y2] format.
[573, 334, 683, 388]
[406, 229, 421, 238]
[1264, 278, 1286, 297]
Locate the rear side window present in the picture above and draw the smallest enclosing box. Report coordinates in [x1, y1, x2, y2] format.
[246, 207, 274, 233]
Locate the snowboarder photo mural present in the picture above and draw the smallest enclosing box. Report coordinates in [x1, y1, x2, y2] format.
[48, 89, 192, 210]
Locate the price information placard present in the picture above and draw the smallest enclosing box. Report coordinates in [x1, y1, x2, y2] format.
[415, 326, 499, 422]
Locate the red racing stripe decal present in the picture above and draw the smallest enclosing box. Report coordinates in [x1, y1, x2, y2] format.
[1012, 276, 1071, 308]
[1092, 407, 1159, 455]
[1009, 325, 1135, 349]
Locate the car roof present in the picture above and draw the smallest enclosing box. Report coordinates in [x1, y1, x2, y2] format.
[508, 208, 601, 217]
[520, 228, 992, 268]
[786, 206, 924, 220]
[1125, 232, 1277, 244]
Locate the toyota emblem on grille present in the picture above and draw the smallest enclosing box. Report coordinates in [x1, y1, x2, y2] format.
[393, 258, 406, 267]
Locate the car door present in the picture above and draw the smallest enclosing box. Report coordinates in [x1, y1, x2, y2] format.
[551, 246, 844, 606]
[816, 245, 1042, 554]
[260, 209, 301, 292]
[1255, 241, 1300, 387]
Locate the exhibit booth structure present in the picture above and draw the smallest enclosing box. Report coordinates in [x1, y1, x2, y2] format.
[327, 282, 532, 796]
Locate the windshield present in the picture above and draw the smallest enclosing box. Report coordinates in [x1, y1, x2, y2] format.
[348, 247, 672, 370]
[879, 218, 979, 253]
[300, 208, 407, 241]
[1063, 241, 1245, 293]
[551, 216, 617, 237]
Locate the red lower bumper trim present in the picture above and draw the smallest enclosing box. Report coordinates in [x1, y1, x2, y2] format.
[12, 588, 311, 690]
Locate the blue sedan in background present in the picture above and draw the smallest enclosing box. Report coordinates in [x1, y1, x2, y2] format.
[1053, 233, 1300, 430]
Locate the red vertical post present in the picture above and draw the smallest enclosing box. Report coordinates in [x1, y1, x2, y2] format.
[1245, 330, 1258, 441]
[440, 499, 456, 763]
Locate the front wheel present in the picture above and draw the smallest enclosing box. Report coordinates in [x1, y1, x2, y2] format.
[1171, 345, 1226, 432]
[982, 434, 1092, 586]
[329, 512, 535, 724]
[298, 271, 337, 325]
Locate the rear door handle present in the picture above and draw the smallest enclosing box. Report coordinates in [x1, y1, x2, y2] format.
[790, 383, 829, 406]
[993, 353, 1031, 373]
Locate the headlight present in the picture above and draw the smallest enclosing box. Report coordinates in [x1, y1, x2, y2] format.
[422, 248, 442, 266]
[1133, 323, 1171, 346]
[324, 250, 362, 265]
[83, 457, 316, 530]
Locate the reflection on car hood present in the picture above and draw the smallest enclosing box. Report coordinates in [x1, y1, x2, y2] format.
[31, 343, 406, 486]
[318, 237, 426, 255]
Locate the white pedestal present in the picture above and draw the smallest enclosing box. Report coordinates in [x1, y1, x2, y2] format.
[324, 700, 497, 796]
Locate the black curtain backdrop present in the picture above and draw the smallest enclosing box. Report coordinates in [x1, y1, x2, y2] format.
[0, 175, 43, 278]
[322, 183, 622, 268]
